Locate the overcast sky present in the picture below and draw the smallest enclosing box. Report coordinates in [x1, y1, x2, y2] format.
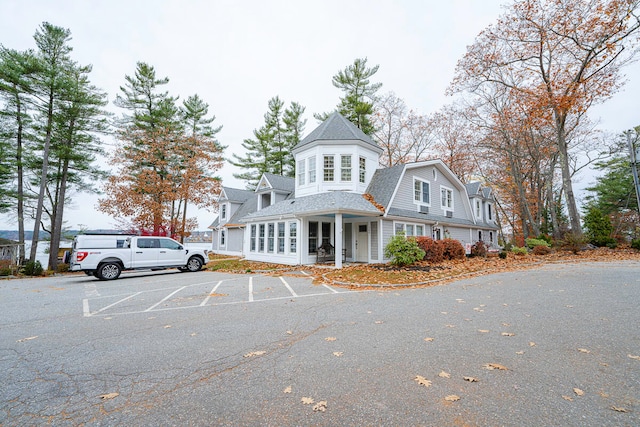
[1, 0, 639, 231]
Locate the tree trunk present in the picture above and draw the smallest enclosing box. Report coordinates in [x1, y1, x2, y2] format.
[555, 116, 582, 234]
[13, 85, 26, 264]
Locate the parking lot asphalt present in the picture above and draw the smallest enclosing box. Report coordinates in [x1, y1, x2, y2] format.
[1, 261, 639, 426]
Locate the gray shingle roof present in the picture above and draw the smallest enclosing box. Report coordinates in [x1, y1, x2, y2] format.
[221, 187, 254, 203]
[465, 182, 481, 196]
[293, 112, 379, 151]
[365, 164, 405, 208]
[227, 195, 258, 225]
[242, 191, 382, 221]
[261, 173, 295, 193]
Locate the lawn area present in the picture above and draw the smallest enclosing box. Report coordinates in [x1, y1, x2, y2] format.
[206, 247, 640, 287]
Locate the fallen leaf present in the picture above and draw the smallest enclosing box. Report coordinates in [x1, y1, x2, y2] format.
[313, 401, 328, 412]
[463, 376, 479, 382]
[628, 354, 640, 361]
[573, 388, 584, 396]
[16, 336, 38, 343]
[599, 391, 610, 398]
[333, 352, 343, 357]
[610, 406, 628, 413]
[325, 337, 337, 342]
[301, 397, 314, 405]
[483, 363, 508, 371]
[190, 333, 197, 337]
[562, 395, 573, 401]
[478, 329, 490, 333]
[243, 351, 266, 358]
[374, 320, 384, 324]
[444, 395, 460, 402]
[441, 312, 448, 315]
[438, 371, 451, 378]
[578, 348, 591, 354]
[515, 351, 525, 355]
[283, 386, 292, 394]
[286, 330, 293, 335]
[502, 322, 510, 327]
[99, 392, 119, 400]
[445, 324, 456, 328]
[164, 325, 172, 329]
[424, 337, 434, 342]
[501, 332, 515, 336]
[414, 375, 432, 388]
[529, 342, 536, 347]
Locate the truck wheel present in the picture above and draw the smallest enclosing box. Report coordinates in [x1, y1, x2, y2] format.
[97, 262, 122, 280]
[185, 256, 203, 272]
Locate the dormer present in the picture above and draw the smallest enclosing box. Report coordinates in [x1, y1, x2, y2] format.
[255, 173, 295, 210]
[292, 112, 383, 197]
[216, 187, 254, 226]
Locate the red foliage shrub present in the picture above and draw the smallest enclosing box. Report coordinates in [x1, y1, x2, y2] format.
[416, 237, 444, 263]
[532, 245, 552, 255]
[470, 241, 488, 258]
[440, 238, 466, 260]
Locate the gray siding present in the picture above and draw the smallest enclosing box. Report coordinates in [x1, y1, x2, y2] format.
[381, 220, 394, 256]
[391, 166, 467, 221]
[370, 221, 378, 260]
[447, 227, 470, 245]
[228, 228, 244, 252]
[211, 230, 219, 250]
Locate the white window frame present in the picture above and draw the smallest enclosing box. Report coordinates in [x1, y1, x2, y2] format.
[359, 156, 366, 183]
[250, 224, 257, 252]
[308, 156, 316, 184]
[323, 155, 334, 182]
[220, 230, 226, 247]
[297, 160, 306, 185]
[487, 202, 493, 221]
[289, 221, 297, 253]
[440, 185, 454, 211]
[413, 178, 430, 206]
[221, 203, 227, 220]
[394, 221, 426, 236]
[475, 199, 482, 221]
[341, 155, 352, 182]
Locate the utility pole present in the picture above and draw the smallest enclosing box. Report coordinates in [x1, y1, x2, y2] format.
[628, 131, 640, 215]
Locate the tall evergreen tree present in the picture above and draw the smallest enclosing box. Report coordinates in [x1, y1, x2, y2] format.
[28, 22, 74, 263]
[315, 57, 382, 135]
[231, 96, 305, 188]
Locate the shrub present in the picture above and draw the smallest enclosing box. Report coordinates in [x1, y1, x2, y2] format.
[415, 237, 444, 263]
[632, 238, 640, 251]
[560, 232, 588, 254]
[440, 238, 466, 260]
[532, 245, 552, 255]
[384, 233, 425, 267]
[525, 238, 551, 249]
[511, 246, 528, 256]
[498, 251, 508, 259]
[583, 207, 615, 248]
[0, 259, 15, 276]
[470, 241, 488, 258]
[22, 260, 44, 276]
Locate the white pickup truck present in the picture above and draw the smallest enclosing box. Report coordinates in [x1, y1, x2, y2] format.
[69, 234, 209, 280]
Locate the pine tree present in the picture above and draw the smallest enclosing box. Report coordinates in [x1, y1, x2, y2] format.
[315, 57, 382, 135]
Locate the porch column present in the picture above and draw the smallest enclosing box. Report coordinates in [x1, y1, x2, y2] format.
[335, 213, 343, 268]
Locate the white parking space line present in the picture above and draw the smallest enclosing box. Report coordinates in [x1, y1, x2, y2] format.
[200, 281, 223, 306]
[144, 286, 187, 312]
[90, 292, 142, 316]
[248, 277, 254, 302]
[322, 284, 340, 294]
[280, 277, 298, 297]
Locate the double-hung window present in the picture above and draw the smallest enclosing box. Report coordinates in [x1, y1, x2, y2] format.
[441, 186, 453, 210]
[359, 157, 366, 183]
[277, 222, 285, 254]
[250, 225, 257, 251]
[323, 155, 334, 182]
[289, 222, 297, 253]
[308, 156, 316, 183]
[341, 155, 351, 181]
[297, 160, 306, 185]
[221, 204, 227, 220]
[267, 223, 275, 253]
[414, 178, 430, 205]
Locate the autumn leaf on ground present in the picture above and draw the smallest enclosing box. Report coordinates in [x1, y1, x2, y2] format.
[313, 401, 328, 412]
[501, 332, 515, 336]
[578, 348, 591, 354]
[325, 337, 337, 342]
[610, 406, 628, 413]
[478, 329, 490, 333]
[483, 363, 508, 371]
[445, 324, 456, 328]
[463, 376, 479, 382]
[444, 395, 460, 402]
[562, 395, 573, 401]
[374, 320, 384, 324]
[16, 336, 38, 343]
[301, 397, 314, 405]
[414, 375, 432, 388]
[283, 386, 292, 394]
[99, 392, 119, 400]
[573, 388, 584, 396]
[628, 354, 640, 360]
[439, 371, 451, 378]
[333, 352, 343, 357]
[515, 351, 525, 355]
[424, 337, 434, 342]
[501, 322, 510, 326]
[529, 342, 536, 347]
[164, 325, 172, 329]
[243, 351, 266, 358]
[286, 330, 293, 335]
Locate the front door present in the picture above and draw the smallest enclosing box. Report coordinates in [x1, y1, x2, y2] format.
[356, 224, 368, 262]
